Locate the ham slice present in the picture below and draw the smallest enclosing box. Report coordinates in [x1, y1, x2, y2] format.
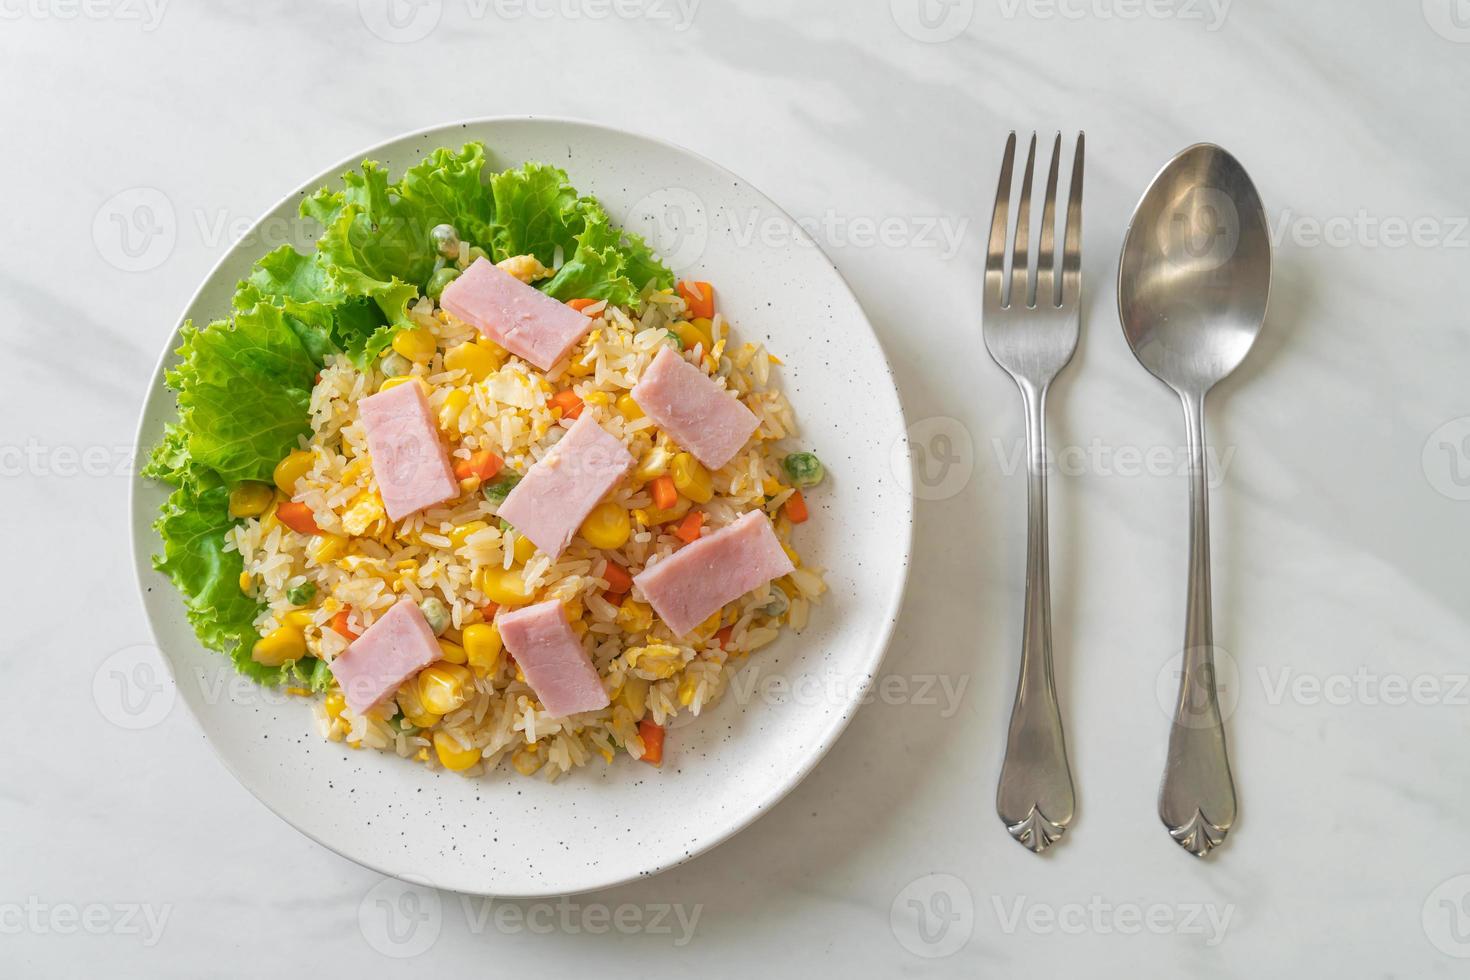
[634, 510, 795, 637]
[327, 598, 442, 715]
[496, 414, 634, 559]
[630, 346, 759, 470]
[439, 257, 593, 371]
[358, 380, 459, 520]
[496, 600, 610, 717]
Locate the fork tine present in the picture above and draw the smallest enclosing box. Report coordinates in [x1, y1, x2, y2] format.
[1036, 133, 1062, 309]
[985, 132, 1017, 307]
[1010, 133, 1037, 309]
[1061, 132, 1084, 308]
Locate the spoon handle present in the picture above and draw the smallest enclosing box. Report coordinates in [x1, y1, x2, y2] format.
[997, 381, 1076, 853]
[1160, 391, 1238, 856]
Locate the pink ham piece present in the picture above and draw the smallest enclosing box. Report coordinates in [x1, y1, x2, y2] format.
[358, 380, 459, 520]
[496, 600, 610, 717]
[496, 414, 633, 559]
[634, 510, 795, 638]
[327, 598, 442, 715]
[439, 257, 594, 371]
[630, 346, 759, 470]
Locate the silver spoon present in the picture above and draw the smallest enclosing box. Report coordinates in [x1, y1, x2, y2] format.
[1117, 144, 1271, 857]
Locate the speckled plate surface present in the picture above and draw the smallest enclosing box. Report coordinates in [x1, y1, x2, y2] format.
[130, 117, 911, 897]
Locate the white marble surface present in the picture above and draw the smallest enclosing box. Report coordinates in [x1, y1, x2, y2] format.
[5, 0, 1469, 975]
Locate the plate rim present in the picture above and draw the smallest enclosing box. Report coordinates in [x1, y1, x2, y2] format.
[129, 113, 914, 897]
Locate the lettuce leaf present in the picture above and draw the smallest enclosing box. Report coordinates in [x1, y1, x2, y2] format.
[152, 469, 331, 691]
[489, 162, 590, 266]
[166, 304, 316, 486]
[542, 209, 674, 307]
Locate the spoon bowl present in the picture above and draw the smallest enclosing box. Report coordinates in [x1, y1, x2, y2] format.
[1118, 144, 1271, 395]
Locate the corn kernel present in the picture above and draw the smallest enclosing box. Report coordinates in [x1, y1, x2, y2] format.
[678, 674, 700, 706]
[670, 319, 712, 353]
[251, 626, 305, 667]
[284, 610, 315, 629]
[580, 501, 631, 550]
[418, 663, 472, 715]
[392, 326, 437, 364]
[616, 393, 644, 421]
[449, 520, 488, 550]
[437, 639, 467, 665]
[433, 730, 482, 771]
[238, 571, 252, 594]
[633, 444, 670, 483]
[782, 543, 800, 567]
[378, 376, 415, 393]
[272, 450, 315, 495]
[310, 534, 349, 564]
[396, 680, 441, 729]
[583, 391, 610, 408]
[438, 389, 470, 434]
[228, 481, 274, 518]
[509, 531, 536, 565]
[444, 340, 500, 382]
[671, 453, 714, 504]
[462, 623, 502, 671]
[478, 566, 533, 607]
[324, 692, 346, 720]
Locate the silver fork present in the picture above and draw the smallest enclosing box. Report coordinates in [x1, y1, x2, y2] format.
[984, 132, 1083, 853]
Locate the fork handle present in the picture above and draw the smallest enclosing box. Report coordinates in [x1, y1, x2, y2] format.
[1159, 390, 1237, 856]
[997, 380, 1076, 853]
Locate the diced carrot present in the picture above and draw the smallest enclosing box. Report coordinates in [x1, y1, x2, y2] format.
[676, 280, 714, 319]
[453, 449, 503, 482]
[481, 601, 499, 620]
[602, 562, 633, 595]
[638, 719, 664, 766]
[785, 489, 809, 524]
[330, 609, 359, 641]
[673, 510, 704, 544]
[715, 625, 733, 649]
[566, 298, 600, 313]
[549, 389, 583, 420]
[603, 589, 627, 606]
[277, 501, 320, 535]
[650, 475, 677, 510]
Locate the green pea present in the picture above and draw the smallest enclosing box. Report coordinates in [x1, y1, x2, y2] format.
[781, 452, 825, 489]
[430, 223, 460, 259]
[286, 582, 316, 606]
[427, 266, 461, 301]
[466, 246, 490, 265]
[483, 472, 521, 503]
[419, 597, 451, 636]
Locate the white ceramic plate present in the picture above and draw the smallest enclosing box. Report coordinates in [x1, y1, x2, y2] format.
[131, 117, 911, 897]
